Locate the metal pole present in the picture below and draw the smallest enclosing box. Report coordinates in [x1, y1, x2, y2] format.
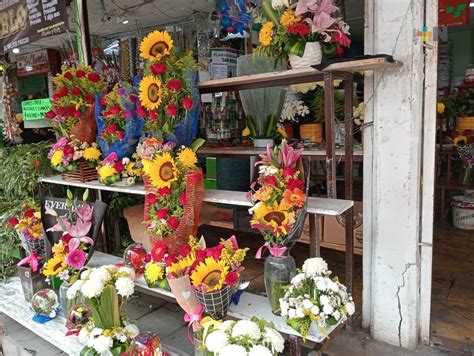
[324, 72, 337, 198]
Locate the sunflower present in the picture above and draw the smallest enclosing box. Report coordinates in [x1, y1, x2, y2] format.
[51, 150, 63, 166]
[140, 30, 173, 62]
[139, 75, 163, 110]
[43, 255, 66, 277]
[177, 147, 197, 168]
[83, 147, 101, 161]
[259, 22, 274, 47]
[283, 187, 306, 208]
[167, 252, 196, 276]
[143, 152, 178, 189]
[280, 9, 300, 26]
[190, 257, 228, 292]
[251, 202, 290, 236]
[99, 165, 117, 180]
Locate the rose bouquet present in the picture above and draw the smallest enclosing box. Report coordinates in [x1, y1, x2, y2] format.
[196, 316, 285, 355]
[68, 265, 139, 355]
[45, 65, 107, 143]
[48, 137, 102, 173]
[280, 257, 355, 339]
[97, 152, 125, 186]
[255, 0, 351, 66]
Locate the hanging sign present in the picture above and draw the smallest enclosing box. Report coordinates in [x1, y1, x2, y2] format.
[439, 0, 470, 27]
[0, 0, 68, 53]
[21, 98, 51, 121]
[16, 49, 49, 76]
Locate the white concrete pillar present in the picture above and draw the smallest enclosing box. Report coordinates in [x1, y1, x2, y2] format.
[363, 0, 426, 350]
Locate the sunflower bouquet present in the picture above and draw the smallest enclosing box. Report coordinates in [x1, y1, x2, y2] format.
[138, 30, 198, 138]
[97, 152, 126, 186]
[45, 65, 107, 142]
[48, 137, 102, 173]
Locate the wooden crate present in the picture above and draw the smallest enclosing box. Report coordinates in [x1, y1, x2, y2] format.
[61, 161, 97, 182]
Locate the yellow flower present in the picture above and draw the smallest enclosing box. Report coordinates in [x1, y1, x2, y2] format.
[453, 135, 467, 147]
[99, 165, 117, 180]
[140, 30, 173, 62]
[277, 127, 288, 138]
[52, 242, 66, 256]
[177, 147, 197, 169]
[139, 75, 163, 110]
[190, 257, 228, 292]
[43, 255, 66, 277]
[280, 10, 299, 26]
[251, 202, 290, 237]
[259, 22, 274, 47]
[437, 102, 445, 114]
[51, 150, 63, 166]
[242, 127, 250, 137]
[167, 252, 196, 276]
[145, 262, 164, 284]
[126, 162, 142, 177]
[83, 147, 101, 161]
[143, 152, 177, 189]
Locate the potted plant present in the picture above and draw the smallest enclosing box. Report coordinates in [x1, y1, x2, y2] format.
[442, 89, 474, 131]
[280, 93, 310, 138]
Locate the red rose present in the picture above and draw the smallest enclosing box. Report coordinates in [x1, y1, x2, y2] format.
[282, 167, 296, 178]
[149, 110, 157, 121]
[61, 233, 72, 244]
[146, 193, 158, 204]
[107, 124, 117, 134]
[24, 208, 35, 217]
[151, 63, 166, 75]
[71, 86, 83, 96]
[164, 253, 177, 266]
[76, 69, 86, 78]
[63, 145, 74, 157]
[57, 86, 68, 98]
[179, 193, 186, 205]
[56, 106, 66, 116]
[166, 104, 178, 116]
[114, 161, 124, 173]
[262, 176, 278, 186]
[178, 244, 191, 257]
[7, 217, 18, 227]
[137, 107, 147, 117]
[45, 110, 56, 119]
[287, 178, 304, 190]
[156, 208, 169, 219]
[117, 131, 124, 140]
[110, 105, 121, 114]
[73, 110, 81, 118]
[99, 96, 107, 106]
[151, 241, 168, 261]
[168, 216, 179, 230]
[167, 79, 182, 91]
[225, 271, 239, 286]
[157, 187, 171, 196]
[85, 93, 94, 104]
[182, 97, 193, 110]
[336, 45, 344, 57]
[63, 71, 73, 80]
[87, 72, 101, 83]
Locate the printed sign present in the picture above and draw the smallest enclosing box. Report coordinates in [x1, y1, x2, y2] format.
[0, 0, 68, 53]
[210, 48, 237, 79]
[439, 0, 470, 27]
[21, 98, 51, 121]
[16, 49, 49, 76]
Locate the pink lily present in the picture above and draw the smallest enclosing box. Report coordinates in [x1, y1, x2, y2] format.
[75, 204, 94, 222]
[68, 219, 92, 238]
[316, 0, 339, 15]
[295, 0, 319, 16]
[305, 12, 336, 34]
[68, 236, 94, 251]
[277, 140, 304, 168]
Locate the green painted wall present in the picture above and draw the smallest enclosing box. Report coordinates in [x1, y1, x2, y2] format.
[450, 28, 474, 78]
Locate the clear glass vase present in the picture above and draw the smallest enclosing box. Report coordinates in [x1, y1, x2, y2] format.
[264, 254, 296, 315]
[59, 282, 86, 317]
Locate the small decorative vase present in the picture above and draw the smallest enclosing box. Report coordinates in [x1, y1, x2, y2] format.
[69, 106, 97, 144]
[264, 254, 296, 315]
[289, 42, 323, 69]
[59, 282, 86, 317]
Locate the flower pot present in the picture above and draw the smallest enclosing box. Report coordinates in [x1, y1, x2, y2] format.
[300, 123, 323, 143]
[264, 254, 296, 315]
[283, 123, 294, 138]
[289, 42, 323, 69]
[69, 106, 97, 144]
[253, 138, 274, 148]
[456, 116, 474, 131]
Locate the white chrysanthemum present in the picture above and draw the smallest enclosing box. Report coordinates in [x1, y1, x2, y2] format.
[288, 308, 296, 319]
[320, 295, 330, 306]
[123, 323, 140, 338]
[249, 345, 272, 356]
[218, 345, 247, 356]
[302, 299, 313, 310]
[231, 320, 261, 340]
[323, 304, 334, 315]
[205, 330, 229, 353]
[78, 327, 90, 345]
[93, 335, 113, 353]
[118, 266, 135, 279]
[328, 280, 339, 292]
[302, 257, 328, 278]
[90, 267, 111, 284]
[310, 305, 320, 315]
[291, 273, 305, 285]
[263, 327, 285, 353]
[219, 320, 234, 332]
[333, 310, 341, 321]
[81, 280, 104, 299]
[115, 277, 135, 297]
[345, 301, 355, 315]
[80, 269, 92, 280]
[67, 280, 84, 300]
[296, 307, 305, 318]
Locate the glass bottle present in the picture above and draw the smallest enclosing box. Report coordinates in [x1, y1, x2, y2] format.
[264, 254, 296, 315]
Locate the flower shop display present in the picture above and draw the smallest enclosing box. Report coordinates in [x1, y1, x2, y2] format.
[45, 65, 107, 144]
[280, 95, 310, 138]
[138, 30, 199, 143]
[98, 152, 125, 186]
[122, 157, 144, 185]
[31, 289, 60, 323]
[196, 316, 285, 355]
[280, 257, 355, 339]
[248, 139, 308, 314]
[128, 331, 163, 356]
[66, 303, 93, 336]
[144, 242, 170, 290]
[68, 265, 140, 355]
[123, 242, 148, 276]
[96, 83, 145, 159]
[255, 0, 351, 67]
[139, 139, 204, 253]
[9, 205, 45, 257]
[48, 137, 101, 182]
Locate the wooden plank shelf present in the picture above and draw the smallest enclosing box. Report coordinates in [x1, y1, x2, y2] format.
[39, 175, 354, 216]
[198, 56, 402, 93]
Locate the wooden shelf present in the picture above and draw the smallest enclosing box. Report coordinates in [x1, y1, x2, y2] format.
[198, 56, 402, 93]
[435, 179, 474, 190]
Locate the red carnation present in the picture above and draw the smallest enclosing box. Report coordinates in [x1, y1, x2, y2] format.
[71, 86, 83, 96]
[57, 86, 68, 98]
[282, 167, 296, 178]
[178, 244, 191, 257]
[114, 161, 124, 173]
[76, 69, 86, 78]
[137, 107, 147, 117]
[156, 208, 169, 219]
[167, 79, 182, 91]
[262, 176, 278, 186]
[182, 97, 193, 110]
[63, 71, 73, 81]
[63, 145, 74, 157]
[166, 104, 178, 116]
[110, 105, 120, 114]
[287, 178, 304, 190]
[87, 72, 101, 83]
[149, 110, 157, 121]
[7, 217, 18, 227]
[168, 216, 179, 230]
[73, 110, 81, 118]
[85, 93, 94, 104]
[157, 187, 171, 196]
[24, 208, 35, 218]
[151, 63, 166, 75]
[164, 253, 177, 266]
[61, 233, 72, 244]
[99, 96, 107, 106]
[151, 241, 168, 262]
[146, 193, 158, 205]
[179, 193, 186, 205]
[45, 110, 56, 119]
[225, 271, 239, 286]
[117, 131, 124, 140]
[107, 124, 117, 134]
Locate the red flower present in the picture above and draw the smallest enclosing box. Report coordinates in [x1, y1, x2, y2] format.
[63, 71, 73, 80]
[73, 110, 82, 118]
[168, 216, 179, 230]
[56, 106, 67, 116]
[164, 253, 177, 266]
[45, 110, 56, 119]
[287, 178, 304, 190]
[61, 233, 72, 244]
[166, 104, 178, 116]
[195, 249, 206, 264]
[7, 217, 18, 227]
[151, 63, 166, 75]
[87, 72, 101, 83]
[157, 187, 171, 196]
[117, 131, 124, 140]
[107, 124, 117, 134]
[262, 176, 278, 186]
[334, 32, 351, 47]
[57, 86, 68, 98]
[63, 145, 74, 157]
[149, 110, 158, 121]
[225, 271, 239, 286]
[110, 105, 121, 114]
[99, 96, 107, 106]
[182, 97, 193, 110]
[179, 193, 186, 205]
[76, 69, 86, 78]
[287, 21, 310, 36]
[71, 86, 83, 96]
[114, 161, 124, 173]
[137, 107, 147, 117]
[85, 93, 94, 104]
[206, 245, 224, 260]
[336, 45, 344, 57]
[282, 167, 296, 178]
[151, 241, 168, 261]
[167, 79, 182, 91]
[146, 193, 158, 205]
[178, 244, 191, 257]
[156, 208, 169, 219]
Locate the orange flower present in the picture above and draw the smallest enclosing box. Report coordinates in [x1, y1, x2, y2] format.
[283, 188, 306, 208]
[254, 186, 274, 202]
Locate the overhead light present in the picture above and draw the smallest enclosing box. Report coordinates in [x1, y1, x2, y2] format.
[12, 48, 19, 54]
[122, 19, 129, 24]
[470, 2, 474, 7]
[117, 16, 129, 24]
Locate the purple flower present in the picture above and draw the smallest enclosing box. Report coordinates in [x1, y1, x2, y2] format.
[103, 152, 118, 164]
[163, 141, 176, 152]
[129, 95, 137, 104]
[65, 249, 86, 269]
[118, 87, 126, 96]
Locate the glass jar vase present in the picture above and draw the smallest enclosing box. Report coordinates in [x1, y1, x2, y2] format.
[264, 254, 296, 315]
[59, 282, 86, 317]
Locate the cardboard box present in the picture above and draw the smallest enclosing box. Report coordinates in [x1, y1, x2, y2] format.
[17, 265, 47, 302]
[124, 205, 151, 250]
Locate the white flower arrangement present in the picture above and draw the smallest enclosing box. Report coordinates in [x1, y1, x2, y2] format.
[280, 257, 355, 339]
[280, 100, 310, 123]
[198, 316, 285, 355]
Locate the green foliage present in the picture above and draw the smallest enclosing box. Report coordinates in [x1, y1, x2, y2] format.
[88, 284, 121, 330]
[443, 88, 474, 124]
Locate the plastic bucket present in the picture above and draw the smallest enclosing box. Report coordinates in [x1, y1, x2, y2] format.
[451, 195, 474, 230]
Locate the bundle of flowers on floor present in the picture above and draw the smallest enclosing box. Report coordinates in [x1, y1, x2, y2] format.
[48, 137, 102, 173]
[280, 257, 355, 339]
[68, 265, 139, 355]
[196, 316, 285, 355]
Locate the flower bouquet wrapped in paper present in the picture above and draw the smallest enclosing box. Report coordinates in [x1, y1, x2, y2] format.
[9, 205, 45, 258]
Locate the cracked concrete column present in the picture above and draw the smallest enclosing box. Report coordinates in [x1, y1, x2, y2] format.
[363, 0, 425, 350]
